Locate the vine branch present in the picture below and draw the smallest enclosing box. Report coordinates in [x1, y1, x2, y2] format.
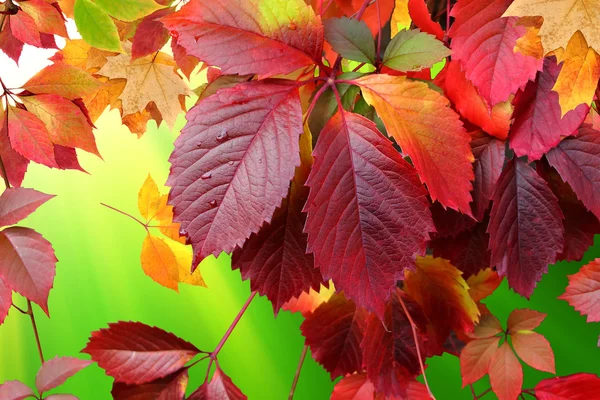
[288, 345, 308, 400]
[27, 300, 45, 364]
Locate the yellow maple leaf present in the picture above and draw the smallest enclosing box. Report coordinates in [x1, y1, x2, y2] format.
[391, 0, 411, 38]
[552, 31, 600, 115]
[97, 43, 191, 129]
[503, 0, 600, 55]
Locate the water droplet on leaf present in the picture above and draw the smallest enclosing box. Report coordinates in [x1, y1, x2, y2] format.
[209, 200, 218, 208]
[216, 129, 229, 142]
[201, 172, 212, 180]
[179, 228, 187, 236]
[228, 160, 234, 166]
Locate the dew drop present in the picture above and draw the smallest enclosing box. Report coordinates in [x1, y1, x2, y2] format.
[197, 141, 202, 148]
[288, 22, 297, 30]
[201, 172, 212, 180]
[209, 200, 218, 208]
[228, 160, 234, 166]
[179, 228, 187, 236]
[216, 129, 229, 142]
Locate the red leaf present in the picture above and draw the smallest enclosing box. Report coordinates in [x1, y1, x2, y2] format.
[0, 108, 29, 187]
[0, 187, 54, 227]
[300, 293, 368, 379]
[487, 158, 564, 297]
[546, 126, 600, 220]
[0, 277, 10, 325]
[0, 380, 35, 400]
[470, 131, 506, 221]
[54, 145, 86, 172]
[9, 12, 41, 47]
[559, 259, 600, 322]
[441, 61, 512, 140]
[331, 373, 375, 400]
[0, 19, 24, 63]
[468, 314, 504, 339]
[408, 0, 444, 40]
[535, 373, 600, 399]
[231, 132, 323, 312]
[510, 57, 589, 161]
[460, 336, 500, 385]
[82, 321, 200, 385]
[168, 80, 302, 265]
[171, 37, 199, 79]
[132, 8, 172, 61]
[19, 0, 68, 38]
[7, 106, 57, 168]
[430, 203, 476, 239]
[507, 309, 546, 333]
[161, 0, 323, 77]
[448, 0, 542, 106]
[187, 368, 246, 400]
[112, 369, 189, 400]
[510, 331, 555, 373]
[304, 111, 433, 318]
[36, 356, 92, 393]
[489, 341, 523, 400]
[361, 289, 428, 397]
[0, 226, 56, 314]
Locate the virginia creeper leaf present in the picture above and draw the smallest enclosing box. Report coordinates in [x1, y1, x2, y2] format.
[391, 0, 411, 37]
[36, 356, 92, 393]
[23, 63, 102, 101]
[546, 126, 600, 220]
[468, 314, 503, 339]
[487, 158, 564, 297]
[357, 74, 475, 214]
[430, 203, 476, 239]
[73, 0, 122, 52]
[93, 0, 164, 22]
[168, 80, 303, 266]
[112, 369, 189, 400]
[187, 368, 246, 400]
[507, 309, 546, 333]
[460, 336, 501, 385]
[489, 341, 523, 400]
[0, 187, 54, 227]
[131, 8, 172, 61]
[0, 108, 29, 187]
[535, 373, 600, 399]
[281, 283, 335, 317]
[160, 0, 324, 77]
[0, 19, 24, 64]
[140, 234, 180, 291]
[10, 11, 41, 47]
[510, 57, 588, 161]
[0, 381, 35, 400]
[300, 293, 368, 379]
[466, 269, 502, 302]
[559, 259, 600, 322]
[305, 111, 433, 318]
[406, 0, 444, 40]
[0, 277, 10, 325]
[449, 0, 542, 106]
[382, 29, 450, 72]
[0, 226, 56, 314]
[82, 321, 200, 385]
[470, 132, 506, 221]
[330, 373, 376, 400]
[324, 17, 376, 64]
[19, 0, 68, 38]
[511, 331, 555, 373]
[7, 106, 57, 168]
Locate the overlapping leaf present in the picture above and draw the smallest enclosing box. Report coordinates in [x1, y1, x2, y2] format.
[559, 259, 600, 322]
[36, 356, 92, 394]
[187, 368, 246, 400]
[535, 373, 600, 399]
[112, 369, 189, 400]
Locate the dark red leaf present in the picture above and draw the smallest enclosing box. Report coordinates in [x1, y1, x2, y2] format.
[0, 380, 35, 400]
[53, 145, 86, 172]
[430, 202, 475, 239]
[448, 0, 541, 106]
[0, 19, 24, 63]
[470, 131, 506, 221]
[36, 356, 92, 393]
[82, 321, 200, 385]
[535, 373, 600, 400]
[300, 293, 368, 379]
[510, 57, 589, 161]
[488, 158, 564, 297]
[0, 187, 54, 227]
[161, 0, 323, 77]
[0, 108, 29, 187]
[0, 277, 10, 325]
[112, 369, 189, 400]
[132, 8, 172, 60]
[361, 289, 428, 397]
[304, 111, 433, 318]
[187, 368, 246, 400]
[0, 226, 56, 314]
[546, 125, 600, 220]
[168, 80, 303, 266]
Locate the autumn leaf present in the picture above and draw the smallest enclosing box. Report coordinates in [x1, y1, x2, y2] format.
[82, 321, 201, 385]
[511, 331, 555, 373]
[138, 174, 161, 222]
[97, 44, 191, 129]
[391, 0, 411, 37]
[141, 234, 180, 291]
[6, 106, 57, 168]
[331, 373, 376, 400]
[300, 293, 368, 379]
[489, 341, 523, 400]
[304, 111, 433, 318]
[535, 373, 600, 399]
[507, 309, 546, 333]
[131, 8, 172, 61]
[93, 0, 164, 22]
[0, 187, 54, 228]
[0, 380, 35, 400]
[382, 29, 450, 72]
[405, 0, 444, 40]
[514, 16, 544, 59]
[161, 0, 324, 77]
[0, 278, 10, 326]
[281, 283, 335, 317]
[73, 0, 122, 52]
[460, 336, 501, 385]
[112, 369, 189, 400]
[467, 269, 502, 302]
[168, 80, 303, 266]
[187, 367, 247, 400]
[24, 63, 102, 101]
[487, 158, 564, 297]
[0, 227, 57, 314]
[324, 17, 376, 64]
[357, 74, 475, 215]
[470, 132, 506, 220]
[510, 56, 589, 161]
[468, 314, 504, 339]
[35, 356, 92, 393]
[559, 259, 600, 322]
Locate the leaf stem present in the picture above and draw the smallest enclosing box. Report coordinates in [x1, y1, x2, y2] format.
[27, 300, 45, 364]
[375, 0, 382, 66]
[444, 0, 451, 45]
[397, 294, 435, 400]
[288, 345, 308, 400]
[100, 203, 148, 231]
[470, 386, 492, 400]
[11, 302, 27, 314]
[0, 105, 10, 189]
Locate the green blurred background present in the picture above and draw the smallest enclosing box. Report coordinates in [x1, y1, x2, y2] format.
[0, 95, 599, 399]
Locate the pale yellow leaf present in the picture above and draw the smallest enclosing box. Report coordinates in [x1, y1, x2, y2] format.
[391, 0, 411, 38]
[138, 174, 161, 222]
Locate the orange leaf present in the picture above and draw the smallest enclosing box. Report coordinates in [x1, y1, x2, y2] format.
[140, 234, 179, 291]
[468, 315, 504, 339]
[19, 0, 68, 38]
[460, 336, 500, 386]
[489, 341, 523, 400]
[511, 331, 555, 373]
[514, 17, 544, 59]
[281, 283, 335, 317]
[507, 309, 546, 333]
[467, 268, 502, 302]
[23, 64, 102, 101]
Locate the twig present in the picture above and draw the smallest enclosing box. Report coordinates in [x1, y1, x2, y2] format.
[100, 203, 148, 230]
[11, 302, 27, 314]
[27, 301, 45, 364]
[288, 345, 308, 400]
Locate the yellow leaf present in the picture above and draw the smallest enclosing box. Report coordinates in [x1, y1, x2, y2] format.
[171, 242, 206, 288]
[155, 194, 174, 223]
[158, 223, 186, 244]
[97, 43, 192, 129]
[141, 234, 179, 291]
[552, 31, 600, 116]
[503, 0, 600, 55]
[391, 0, 411, 38]
[514, 17, 544, 59]
[51, 40, 91, 69]
[467, 268, 502, 302]
[138, 174, 161, 222]
[281, 282, 335, 317]
[82, 77, 126, 123]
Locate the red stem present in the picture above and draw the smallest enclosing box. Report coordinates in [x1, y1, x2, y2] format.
[100, 203, 149, 231]
[27, 301, 45, 364]
[397, 294, 435, 399]
[375, 0, 382, 66]
[0, 106, 9, 190]
[444, 0, 451, 45]
[288, 345, 308, 400]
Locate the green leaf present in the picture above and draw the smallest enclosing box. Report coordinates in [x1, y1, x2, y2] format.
[74, 0, 122, 52]
[324, 17, 376, 64]
[93, 0, 164, 22]
[383, 29, 451, 72]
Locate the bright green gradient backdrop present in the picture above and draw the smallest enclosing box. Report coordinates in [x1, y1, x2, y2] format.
[0, 107, 599, 399]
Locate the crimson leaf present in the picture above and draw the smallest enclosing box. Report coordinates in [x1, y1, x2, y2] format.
[187, 368, 246, 400]
[535, 373, 600, 400]
[0, 187, 54, 227]
[112, 369, 189, 400]
[36, 356, 92, 393]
